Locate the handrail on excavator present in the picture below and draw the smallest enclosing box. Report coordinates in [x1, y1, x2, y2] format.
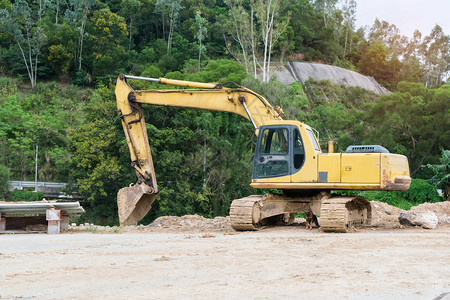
[121, 74, 220, 89]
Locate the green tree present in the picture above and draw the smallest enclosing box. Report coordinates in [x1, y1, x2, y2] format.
[287, 0, 342, 63]
[340, 0, 356, 59]
[155, 0, 183, 54]
[358, 41, 390, 86]
[427, 148, 450, 200]
[312, 0, 338, 27]
[0, 0, 47, 88]
[365, 82, 449, 175]
[120, 0, 141, 50]
[421, 25, 450, 88]
[68, 85, 132, 224]
[89, 8, 128, 77]
[195, 10, 207, 68]
[224, 0, 289, 82]
[65, 0, 96, 71]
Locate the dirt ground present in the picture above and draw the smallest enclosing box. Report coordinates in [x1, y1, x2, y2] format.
[1, 223, 450, 299]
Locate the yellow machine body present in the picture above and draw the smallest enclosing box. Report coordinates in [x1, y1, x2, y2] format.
[250, 120, 410, 191]
[251, 153, 410, 190]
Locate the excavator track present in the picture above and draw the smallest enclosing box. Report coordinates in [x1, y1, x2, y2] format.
[230, 195, 263, 231]
[229, 194, 371, 233]
[320, 196, 372, 232]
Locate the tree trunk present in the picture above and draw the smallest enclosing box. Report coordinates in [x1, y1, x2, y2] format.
[78, 19, 86, 71]
[56, 0, 59, 24]
[167, 5, 174, 54]
[250, 5, 257, 78]
[26, 28, 36, 88]
[129, 19, 133, 51]
[343, 26, 348, 58]
[198, 37, 202, 66]
[16, 41, 33, 88]
[262, 1, 271, 83]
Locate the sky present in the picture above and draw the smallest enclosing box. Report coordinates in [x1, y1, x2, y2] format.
[354, 0, 450, 39]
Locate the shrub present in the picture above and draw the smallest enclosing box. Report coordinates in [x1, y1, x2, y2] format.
[10, 190, 44, 202]
[73, 69, 90, 86]
[403, 178, 441, 204]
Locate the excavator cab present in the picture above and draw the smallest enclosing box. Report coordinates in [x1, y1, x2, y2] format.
[254, 126, 290, 178]
[252, 122, 323, 185]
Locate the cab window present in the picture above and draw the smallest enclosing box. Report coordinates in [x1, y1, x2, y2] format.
[307, 129, 320, 151]
[260, 128, 289, 155]
[293, 128, 305, 169]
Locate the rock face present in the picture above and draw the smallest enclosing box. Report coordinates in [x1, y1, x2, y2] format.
[272, 62, 390, 94]
[398, 209, 439, 229]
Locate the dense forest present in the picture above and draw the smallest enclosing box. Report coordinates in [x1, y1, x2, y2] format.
[0, 0, 448, 224]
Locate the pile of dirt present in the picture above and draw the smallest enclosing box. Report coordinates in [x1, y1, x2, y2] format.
[151, 215, 231, 231]
[69, 215, 233, 233]
[370, 201, 406, 228]
[369, 201, 450, 229]
[69, 201, 450, 233]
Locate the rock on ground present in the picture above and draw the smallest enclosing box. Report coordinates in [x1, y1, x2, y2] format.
[399, 210, 439, 229]
[412, 202, 450, 225]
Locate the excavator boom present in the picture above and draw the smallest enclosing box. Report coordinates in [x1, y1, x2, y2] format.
[115, 74, 282, 225]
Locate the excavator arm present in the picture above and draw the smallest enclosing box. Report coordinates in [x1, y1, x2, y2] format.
[115, 74, 283, 225]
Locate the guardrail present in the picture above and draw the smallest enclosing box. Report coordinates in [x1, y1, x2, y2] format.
[9, 181, 67, 190]
[8, 181, 84, 200]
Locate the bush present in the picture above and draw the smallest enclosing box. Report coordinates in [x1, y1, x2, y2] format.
[141, 65, 163, 78]
[72, 69, 91, 86]
[403, 178, 442, 203]
[9, 190, 44, 202]
[0, 77, 19, 98]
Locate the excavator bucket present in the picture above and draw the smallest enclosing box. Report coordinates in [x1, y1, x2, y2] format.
[117, 182, 157, 226]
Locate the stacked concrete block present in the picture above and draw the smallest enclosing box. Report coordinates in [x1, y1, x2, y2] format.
[46, 209, 61, 234]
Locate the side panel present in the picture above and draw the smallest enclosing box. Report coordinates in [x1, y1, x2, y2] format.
[341, 153, 380, 184]
[318, 154, 341, 183]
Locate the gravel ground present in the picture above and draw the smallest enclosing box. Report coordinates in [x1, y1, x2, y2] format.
[1, 225, 450, 299]
[1, 201, 450, 299]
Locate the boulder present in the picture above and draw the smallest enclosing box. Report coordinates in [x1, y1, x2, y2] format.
[398, 209, 439, 229]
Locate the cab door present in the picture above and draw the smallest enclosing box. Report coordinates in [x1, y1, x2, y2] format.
[253, 126, 292, 180]
[290, 125, 319, 183]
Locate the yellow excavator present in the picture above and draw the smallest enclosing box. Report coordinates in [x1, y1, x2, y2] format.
[115, 74, 411, 232]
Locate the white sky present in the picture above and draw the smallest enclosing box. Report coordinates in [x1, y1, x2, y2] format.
[354, 0, 450, 38]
